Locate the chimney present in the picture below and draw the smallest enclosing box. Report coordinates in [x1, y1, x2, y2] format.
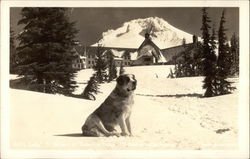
[193, 35, 198, 44]
[145, 32, 150, 39]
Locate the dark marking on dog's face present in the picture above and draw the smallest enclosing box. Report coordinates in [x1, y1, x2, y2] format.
[116, 74, 137, 91]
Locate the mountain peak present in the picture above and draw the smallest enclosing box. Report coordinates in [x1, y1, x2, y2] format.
[92, 17, 193, 49]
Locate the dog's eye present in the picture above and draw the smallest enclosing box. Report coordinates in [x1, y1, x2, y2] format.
[125, 76, 130, 83]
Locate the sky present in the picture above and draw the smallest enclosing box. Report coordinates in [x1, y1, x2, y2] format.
[10, 7, 239, 46]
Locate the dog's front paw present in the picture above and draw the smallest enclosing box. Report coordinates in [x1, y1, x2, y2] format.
[120, 132, 130, 136]
[108, 131, 120, 137]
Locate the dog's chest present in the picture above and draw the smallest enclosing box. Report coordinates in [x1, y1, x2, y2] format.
[95, 94, 134, 123]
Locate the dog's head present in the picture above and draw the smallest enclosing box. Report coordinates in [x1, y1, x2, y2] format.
[116, 74, 137, 92]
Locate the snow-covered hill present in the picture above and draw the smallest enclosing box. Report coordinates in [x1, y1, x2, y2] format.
[9, 65, 239, 150]
[92, 17, 194, 49]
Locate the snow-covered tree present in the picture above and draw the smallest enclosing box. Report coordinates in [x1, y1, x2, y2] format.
[16, 8, 78, 95]
[93, 45, 108, 83]
[201, 8, 217, 97]
[81, 74, 100, 100]
[216, 10, 235, 95]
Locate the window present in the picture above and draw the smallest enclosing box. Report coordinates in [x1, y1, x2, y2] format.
[88, 55, 91, 58]
[92, 55, 95, 58]
[88, 61, 91, 64]
[144, 57, 151, 62]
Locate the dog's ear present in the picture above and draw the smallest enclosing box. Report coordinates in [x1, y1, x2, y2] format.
[116, 75, 124, 85]
[116, 75, 130, 85]
[132, 74, 136, 79]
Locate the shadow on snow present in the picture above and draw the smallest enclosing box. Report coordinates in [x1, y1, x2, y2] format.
[136, 93, 202, 98]
[54, 133, 85, 137]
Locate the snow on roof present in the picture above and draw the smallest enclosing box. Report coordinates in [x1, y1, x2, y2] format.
[79, 55, 86, 59]
[158, 50, 167, 62]
[110, 49, 125, 58]
[130, 51, 138, 60]
[114, 57, 123, 60]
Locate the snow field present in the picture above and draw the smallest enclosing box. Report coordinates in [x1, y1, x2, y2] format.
[10, 65, 239, 149]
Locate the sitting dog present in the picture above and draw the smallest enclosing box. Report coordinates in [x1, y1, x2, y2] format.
[81, 74, 137, 137]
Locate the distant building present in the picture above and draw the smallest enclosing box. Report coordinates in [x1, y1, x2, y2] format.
[72, 47, 86, 70]
[74, 34, 198, 69]
[134, 32, 166, 65]
[83, 46, 137, 68]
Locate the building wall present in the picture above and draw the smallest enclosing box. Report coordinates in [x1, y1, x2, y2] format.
[161, 45, 186, 63]
[122, 56, 131, 66]
[72, 57, 86, 70]
[84, 49, 133, 69]
[86, 54, 96, 68]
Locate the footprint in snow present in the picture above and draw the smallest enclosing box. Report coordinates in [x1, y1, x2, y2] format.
[215, 128, 230, 134]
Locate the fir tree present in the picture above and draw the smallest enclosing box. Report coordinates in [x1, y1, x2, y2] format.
[201, 8, 217, 97]
[182, 44, 193, 77]
[174, 62, 183, 77]
[10, 27, 17, 74]
[230, 33, 239, 76]
[216, 10, 235, 94]
[210, 25, 219, 95]
[192, 42, 204, 76]
[119, 62, 125, 75]
[107, 51, 117, 82]
[81, 74, 100, 100]
[182, 38, 188, 76]
[93, 45, 108, 83]
[16, 8, 78, 95]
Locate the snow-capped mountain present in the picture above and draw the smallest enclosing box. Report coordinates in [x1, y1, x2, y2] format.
[92, 17, 194, 49]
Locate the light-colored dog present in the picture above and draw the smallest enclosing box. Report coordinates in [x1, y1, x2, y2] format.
[81, 74, 137, 137]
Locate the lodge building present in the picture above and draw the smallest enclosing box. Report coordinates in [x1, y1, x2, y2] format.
[72, 33, 198, 70]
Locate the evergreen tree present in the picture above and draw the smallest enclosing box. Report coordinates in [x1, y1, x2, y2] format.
[182, 45, 193, 77]
[201, 8, 217, 97]
[93, 45, 108, 83]
[230, 33, 239, 76]
[16, 8, 78, 95]
[174, 62, 183, 77]
[216, 10, 235, 94]
[81, 74, 100, 100]
[107, 51, 117, 82]
[210, 25, 220, 95]
[182, 38, 188, 76]
[192, 42, 204, 76]
[10, 28, 17, 74]
[119, 62, 125, 75]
